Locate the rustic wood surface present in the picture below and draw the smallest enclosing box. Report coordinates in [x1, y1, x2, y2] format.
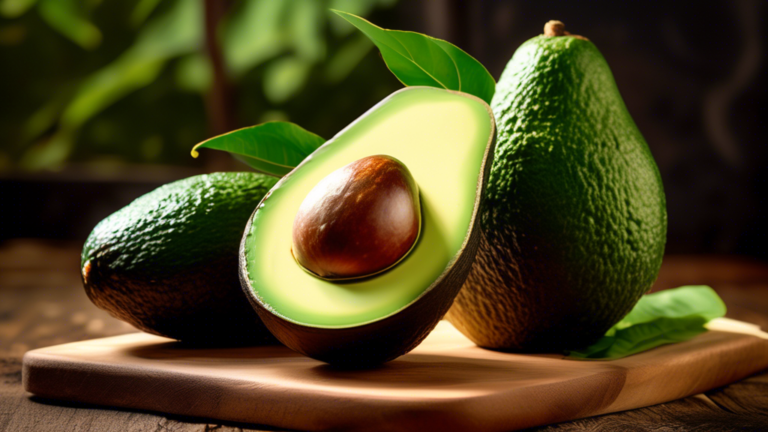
[2, 240, 768, 431]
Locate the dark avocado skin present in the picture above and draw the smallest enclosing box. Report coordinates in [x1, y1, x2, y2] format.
[446, 35, 667, 351]
[237, 88, 497, 366]
[81, 172, 280, 346]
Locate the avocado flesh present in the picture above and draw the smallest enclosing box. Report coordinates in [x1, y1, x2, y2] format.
[446, 35, 667, 351]
[243, 87, 493, 329]
[81, 172, 279, 346]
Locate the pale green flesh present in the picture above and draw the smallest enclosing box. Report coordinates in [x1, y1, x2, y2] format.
[244, 87, 491, 327]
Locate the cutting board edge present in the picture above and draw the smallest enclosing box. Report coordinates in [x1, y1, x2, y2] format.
[20, 328, 768, 432]
[23, 350, 329, 431]
[597, 330, 768, 415]
[20, 348, 638, 432]
[21, 349, 546, 432]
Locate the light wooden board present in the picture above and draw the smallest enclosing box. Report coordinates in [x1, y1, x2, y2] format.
[22, 319, 768, 432]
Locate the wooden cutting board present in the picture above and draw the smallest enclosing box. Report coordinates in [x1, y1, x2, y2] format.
[23, 319, 768, 432]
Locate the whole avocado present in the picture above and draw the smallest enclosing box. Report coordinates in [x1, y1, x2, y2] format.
[446, 22, 667, 351]
[81, 172, 279, 346]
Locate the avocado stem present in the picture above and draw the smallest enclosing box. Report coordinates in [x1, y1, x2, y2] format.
[544, 20, 566, 36]
[543, 20, 589, 41]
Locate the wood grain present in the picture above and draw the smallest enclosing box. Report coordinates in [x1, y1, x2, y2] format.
[2, 240, 768, 431]
[19, 320, 768, 432]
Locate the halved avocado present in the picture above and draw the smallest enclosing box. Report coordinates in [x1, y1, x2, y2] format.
[239, 87, 496, 366]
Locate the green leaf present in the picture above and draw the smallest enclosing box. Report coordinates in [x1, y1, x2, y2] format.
[263, 57, 312, 104]
[57, 0, 201, 130]
[191, 122, 325, 177]
[130, 0, 162, 27]
[223, 0, 291, 76]
[128, 0, 202, 59]
[21, 0, 201, 168]
[328, 0, 396, 36]
[19, 129, 76, 170]
[21, 86, 74, 142]
[38, 0, 102, 50]
[289, 0, 325, 61]
[332, 10, 495, 104]
[61, 55, 165, 129]
[175, 54, 211, 92]
[0, 0, 36, 18]
[617, 285, 727, 328]
[568, 286, 727, 360]
[324, 32, 373, 83]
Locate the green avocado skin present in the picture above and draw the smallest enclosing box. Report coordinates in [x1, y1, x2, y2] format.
[447, 35, 667, 351]
[81, 172, 279, 346]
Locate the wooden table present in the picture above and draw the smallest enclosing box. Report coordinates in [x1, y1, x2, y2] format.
[1, 240, 767, 431]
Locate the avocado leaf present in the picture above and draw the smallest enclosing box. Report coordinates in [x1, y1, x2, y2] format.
[332, 10, 495, 105]
[568, 286, 727, 359]
[38, 0, 102, 50]
[191, 122, 325, 177]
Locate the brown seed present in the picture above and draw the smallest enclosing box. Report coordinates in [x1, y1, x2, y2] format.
[292, 155, 421, 280]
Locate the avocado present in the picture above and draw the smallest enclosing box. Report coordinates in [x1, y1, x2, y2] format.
[446, 22, 667, 352]
[239, 87, 496, 366]
[291, 154, 422, 280]
[81, 172, 279, 346]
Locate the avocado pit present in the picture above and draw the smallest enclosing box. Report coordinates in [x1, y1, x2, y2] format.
[291, 155, 421, 280]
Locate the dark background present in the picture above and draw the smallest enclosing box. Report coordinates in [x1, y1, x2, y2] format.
[1, 0, 766, 260]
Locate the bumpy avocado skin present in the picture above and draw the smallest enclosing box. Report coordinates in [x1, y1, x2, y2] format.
[446, 35, 667, 351]
[81, 172, 279, 346]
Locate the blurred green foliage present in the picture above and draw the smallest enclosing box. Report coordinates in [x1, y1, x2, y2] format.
[0, 0, 401, 172]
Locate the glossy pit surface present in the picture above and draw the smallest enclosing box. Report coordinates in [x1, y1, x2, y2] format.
[243, 87, 493, 327]
[291, 155, 421, 280]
